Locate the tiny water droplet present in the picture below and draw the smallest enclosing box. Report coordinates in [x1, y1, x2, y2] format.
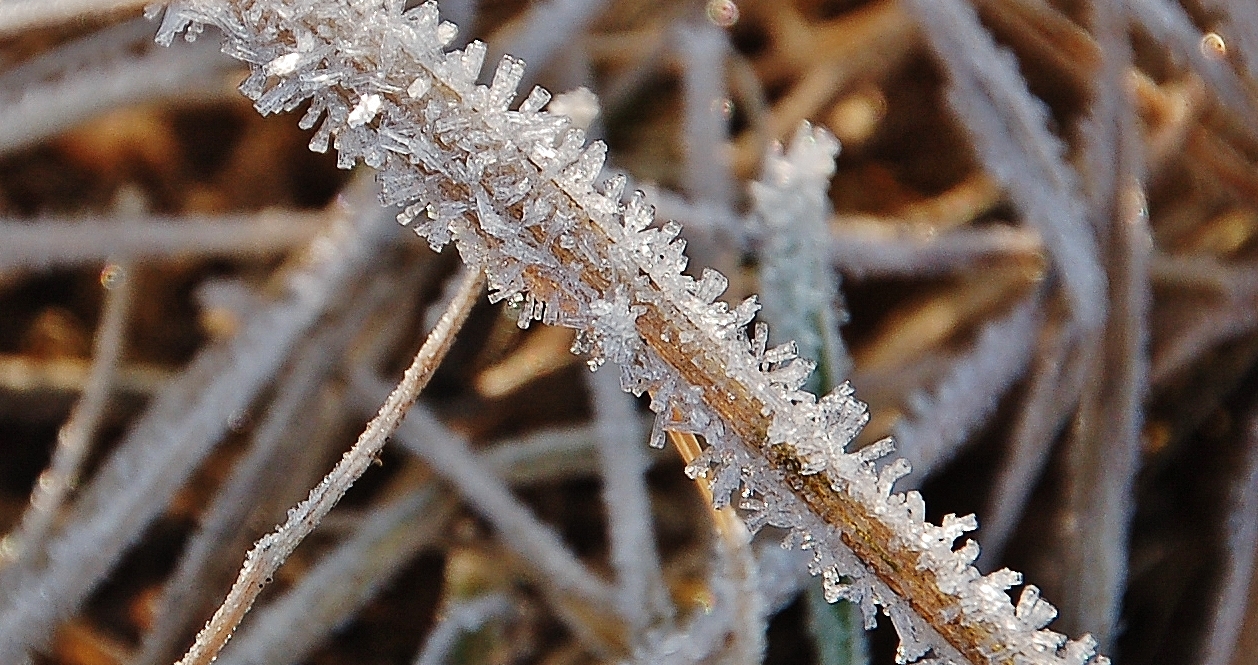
[100, 264, 125, 290]
[705, 0, 739, 28]
[1201, 32, 1227, 60]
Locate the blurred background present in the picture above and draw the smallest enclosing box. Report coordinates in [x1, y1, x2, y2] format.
[1, 0, 1258, 663]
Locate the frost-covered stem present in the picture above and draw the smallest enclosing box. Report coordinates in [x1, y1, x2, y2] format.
[678, 20, 734, 221]
[1, 261, 132, 570]
[590, 368, 671, 633]
[1061, 185, 1150, 646]
[175, 266, 484, 665]
[0, 211, 323, 272]
[155, 2, 1107, 661]
[981, 321, 1087, 564]
[216, 487, 457, 665]
[829, 224, 1042, 279]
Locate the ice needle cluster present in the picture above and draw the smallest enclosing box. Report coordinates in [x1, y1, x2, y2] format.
[154, 1, 1108, 662]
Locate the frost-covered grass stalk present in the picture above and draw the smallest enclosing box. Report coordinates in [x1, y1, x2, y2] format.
[150, 1, 1109, 663]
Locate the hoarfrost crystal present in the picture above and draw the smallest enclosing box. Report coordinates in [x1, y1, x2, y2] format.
[154, 1, 1110, 663]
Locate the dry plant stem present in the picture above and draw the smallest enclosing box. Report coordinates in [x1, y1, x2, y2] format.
[174, 265, 485, 665]
[0, 354, 171, 395]
[666, 430, 764, 664]
[1, 261, 133, 569]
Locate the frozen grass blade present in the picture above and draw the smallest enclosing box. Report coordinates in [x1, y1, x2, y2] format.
[0, 260, 133, 571]
[980, 321, 1088, 565]
[412, 593, 514, 665]
[356, 374, 620, 620]
[755, 123, 852, 389]
[678, 20, 736, 238]
[589, 367, 672, 634]
[829, 224, 1042, 279]
[894, 296, 1040, 481]
[215, 486, 458, 665]
[0, 212, 325, 273]
[132, 273, 405, 665]
[174, 265, 484, 665]
[0, 36, 236, 154]
[216, 421, 604, 665]
[1199, 409, 1258, 665]
[0, 187, 393, 663]
[904, 0, 1105, 331]
[1061, 187, 1151, 646]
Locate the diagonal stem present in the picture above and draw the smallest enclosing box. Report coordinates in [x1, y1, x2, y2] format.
[175, 265, 486, 665]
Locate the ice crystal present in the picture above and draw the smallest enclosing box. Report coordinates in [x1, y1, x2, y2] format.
[154, 1, 1109, 662]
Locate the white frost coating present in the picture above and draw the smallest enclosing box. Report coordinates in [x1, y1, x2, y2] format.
[154, 1, 1109, 662]
[753, 123, 853, 389]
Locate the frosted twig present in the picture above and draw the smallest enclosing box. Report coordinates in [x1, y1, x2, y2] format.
[895, 296, 1040, 481]
[0, 184, 393, 664]
[904, 0, 1105, 331]
[214, 487, 457, 665]
[133, 273, 403, 665]
[0, 260, 133, 571]
[0, 36, 237, 154]
[413, 593, 514, 665]
[0, 211, 325, 273]
[157, 1, 1109, 660]
[216, 421, 604, 665]
[830, 223, 1041, 279]
[175, 265, 484, 665]
[1199, 409, 1258, 665]
[589, 367, 671, 634]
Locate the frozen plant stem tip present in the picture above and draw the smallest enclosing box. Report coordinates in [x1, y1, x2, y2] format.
[154, 1, 1108, 663]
